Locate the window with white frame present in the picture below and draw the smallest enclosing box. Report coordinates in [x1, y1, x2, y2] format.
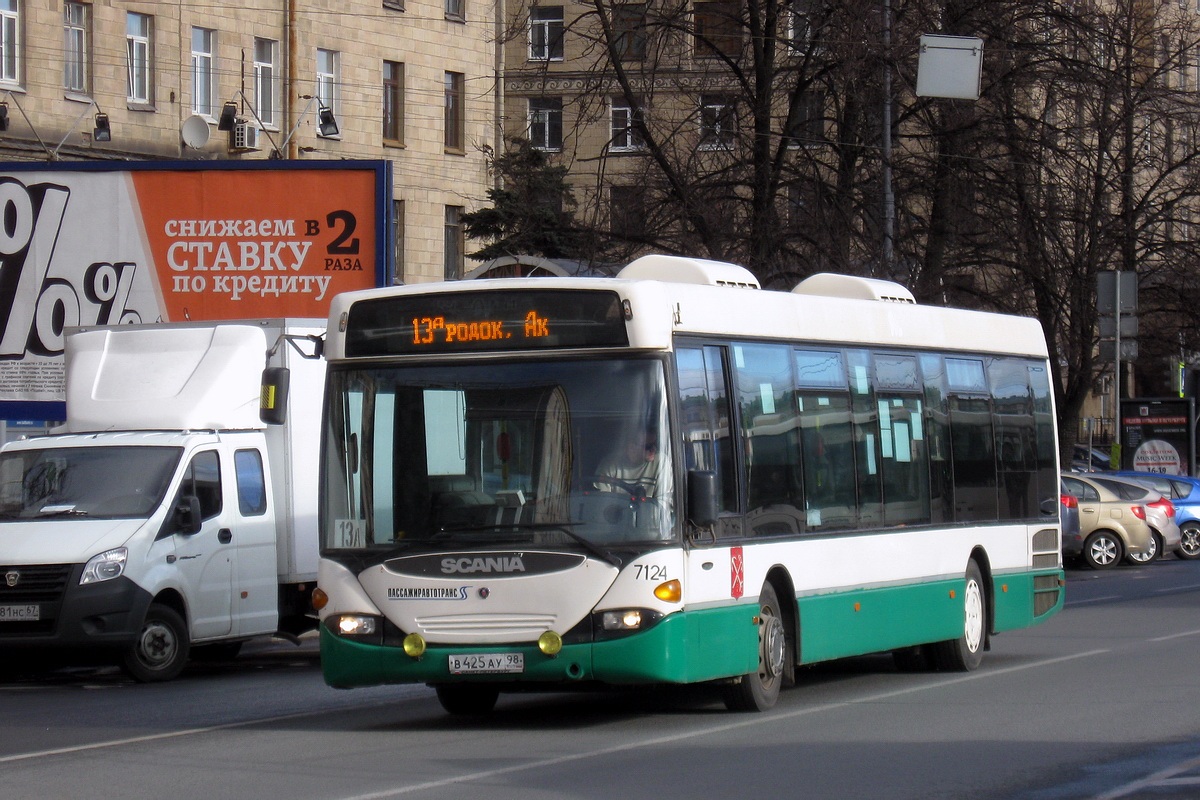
[610, 98, 645, 151]
[529, 97, 563, 150]
[191, 27, 215, 116]
[254, 38, 278, 128]
[126, 13, 152, 104]
[316, 48, 339, 135]
[1, 0, 21, 85]
[529, 6, 564, 61]
[699, 95, 735, 149]
[64, 2, 89, 94]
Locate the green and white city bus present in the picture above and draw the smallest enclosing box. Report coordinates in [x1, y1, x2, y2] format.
[313, 255, 1064, 714]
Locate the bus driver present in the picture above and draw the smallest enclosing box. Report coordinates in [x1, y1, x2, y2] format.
[594, 427, 666, 498]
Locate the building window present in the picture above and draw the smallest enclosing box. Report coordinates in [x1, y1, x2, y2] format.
[529, 97, 563, 151]
[383, 0, 404, 10]
[444, 71, 464, 151]
[784, 90, 823, 147]
[383, 60, 404, 143]
[254, 38, 278, 128]
[64, 2, 89, 94]
[609, 184, 646, 238]
[444, 206, 464, 280]
[694, 1, 741, 59]
[529, 6, 564, 61]
[126, 13, 152, 104]
[0, 0, 18, 85]
[191, 27, 215, 116]
[316, 48, 338, 136]
[699, 95, 736, 149]
[446, 0, 465, 21]
[611, 98, 645, 151]
[614, 4, 647, 60]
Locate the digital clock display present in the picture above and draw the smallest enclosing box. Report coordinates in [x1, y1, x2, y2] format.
[344, 289, 629, 356]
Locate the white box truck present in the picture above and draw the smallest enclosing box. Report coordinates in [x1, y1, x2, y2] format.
[0, 319, 325, 681]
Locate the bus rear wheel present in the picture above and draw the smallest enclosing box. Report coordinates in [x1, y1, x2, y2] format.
[435, 684, 500, 715]
[722, 583, 786, 712]
[931, 561, 986, 672]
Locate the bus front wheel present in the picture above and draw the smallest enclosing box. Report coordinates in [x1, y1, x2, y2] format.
[931, 561, 986, 672]
[722, 582, 786, 712]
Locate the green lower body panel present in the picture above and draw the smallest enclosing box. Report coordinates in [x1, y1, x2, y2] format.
[320, 602, 760, 689]
[796, 568, 1064, 664]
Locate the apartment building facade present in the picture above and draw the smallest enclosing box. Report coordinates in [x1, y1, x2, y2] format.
[0, 0, 498, 284]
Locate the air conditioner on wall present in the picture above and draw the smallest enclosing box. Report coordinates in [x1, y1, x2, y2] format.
[232, 120, 259, 151]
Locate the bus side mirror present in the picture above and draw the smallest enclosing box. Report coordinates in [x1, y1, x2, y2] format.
[687, 470, 718, 528]
[260, 367, 290, 425]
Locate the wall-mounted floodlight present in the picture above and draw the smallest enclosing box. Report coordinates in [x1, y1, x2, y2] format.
[317, 105, 339, 137]
[92, 112, 111, 142]
[218, 101, 238, 132]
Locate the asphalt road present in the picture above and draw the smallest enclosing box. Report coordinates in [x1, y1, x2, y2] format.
[3, 558, 1200, 800]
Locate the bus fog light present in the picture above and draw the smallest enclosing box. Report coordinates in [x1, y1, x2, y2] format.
[336, 615, 377, 636]
[403, 633, 427, 658]
[537, 630, 563, 656]
[603, 610, 643, 630]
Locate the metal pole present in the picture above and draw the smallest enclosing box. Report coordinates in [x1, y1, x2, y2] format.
[1113, 270, 1121, 465]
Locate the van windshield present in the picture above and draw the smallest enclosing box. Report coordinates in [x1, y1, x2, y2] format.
[0, 446, 183, 520]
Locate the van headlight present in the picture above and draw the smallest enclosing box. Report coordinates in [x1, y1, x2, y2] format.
[80, 548, 128, 584]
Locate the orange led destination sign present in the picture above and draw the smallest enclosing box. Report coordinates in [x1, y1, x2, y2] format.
[345, 289, 629, 356]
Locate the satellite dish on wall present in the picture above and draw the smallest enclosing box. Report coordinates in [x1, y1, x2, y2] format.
[181, 114, 211, 148]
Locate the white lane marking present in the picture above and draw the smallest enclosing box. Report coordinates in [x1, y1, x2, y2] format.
[334, 649, 1111, 800]
[1092, 753, 1200, 799]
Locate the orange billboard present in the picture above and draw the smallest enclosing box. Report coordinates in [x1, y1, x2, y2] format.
[0, 160, 391, 416]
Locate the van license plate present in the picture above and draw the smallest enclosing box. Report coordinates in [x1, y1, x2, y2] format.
[448, 653, 523, 675]
[0, 604, 39, 621]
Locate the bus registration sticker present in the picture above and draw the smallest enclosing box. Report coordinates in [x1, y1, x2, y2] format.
[449, 653, 524, 675]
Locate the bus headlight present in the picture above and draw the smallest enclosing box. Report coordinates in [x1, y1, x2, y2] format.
[80, 548, 128, 585]
[597, 608, 664, 637]
[331, 614, 380, 640]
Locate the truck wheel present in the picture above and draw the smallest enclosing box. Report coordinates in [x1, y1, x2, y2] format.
[122, 603, 190, 682]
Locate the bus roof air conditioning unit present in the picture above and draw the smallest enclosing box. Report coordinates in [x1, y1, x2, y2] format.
[617, 255, 760, 288]
[232, 120, 260, 151]
[792, 273, 915, 303]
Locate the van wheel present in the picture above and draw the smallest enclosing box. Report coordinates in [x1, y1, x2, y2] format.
[722, 583, 786, 712]
[122, 604, 190, 682]
[932, 561, 987, 672]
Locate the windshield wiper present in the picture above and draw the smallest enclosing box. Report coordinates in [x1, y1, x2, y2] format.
[437, 522, 622, 567]
[36, 505, 89, 518]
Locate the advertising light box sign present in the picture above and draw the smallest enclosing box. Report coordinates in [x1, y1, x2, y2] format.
[0, 161, 391, 413]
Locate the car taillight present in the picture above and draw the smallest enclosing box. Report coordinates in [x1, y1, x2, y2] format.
[1132, 505, 1147, 520]
[1148, 497, 1175, 518]
[1060, 493, 1078, 509]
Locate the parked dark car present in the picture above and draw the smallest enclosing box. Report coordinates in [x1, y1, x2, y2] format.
[1107, 470, 1200, 560]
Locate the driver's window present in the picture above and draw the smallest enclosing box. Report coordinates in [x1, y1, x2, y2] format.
[179, 451, 222, 521]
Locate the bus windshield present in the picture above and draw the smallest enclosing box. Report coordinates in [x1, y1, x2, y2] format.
[322, 357, 675, 551]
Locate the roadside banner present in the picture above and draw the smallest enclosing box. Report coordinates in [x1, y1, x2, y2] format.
[0, 161, 391, 418]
